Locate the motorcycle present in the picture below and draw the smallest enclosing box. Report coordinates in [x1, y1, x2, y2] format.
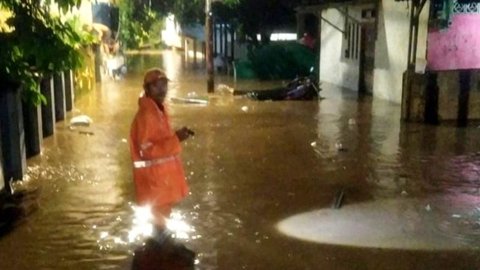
[245, 69, 321, 101]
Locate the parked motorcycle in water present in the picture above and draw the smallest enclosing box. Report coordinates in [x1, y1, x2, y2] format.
[245, 70, 321, 101]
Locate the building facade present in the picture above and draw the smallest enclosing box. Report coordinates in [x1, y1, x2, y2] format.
[298, 0, 480, 124]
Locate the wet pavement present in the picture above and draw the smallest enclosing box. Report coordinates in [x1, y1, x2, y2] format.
[1, 50, 480, 269]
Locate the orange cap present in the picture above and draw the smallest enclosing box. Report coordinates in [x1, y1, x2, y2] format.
[143, 68, 169, 88]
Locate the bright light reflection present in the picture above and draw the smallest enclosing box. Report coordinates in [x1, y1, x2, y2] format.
[277, 198, 477, 250]
[166, 211, 195, 239]
[113, 237, 126, 245]
[162, 14, 182, 48]
[100, 231, 109, 239]
[128, 205, 154, 243]
[256, 33, 297, 41]
[95, 205, 196, 250]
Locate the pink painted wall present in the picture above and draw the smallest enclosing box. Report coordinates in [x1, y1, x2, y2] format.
[427, 14, 480, 71]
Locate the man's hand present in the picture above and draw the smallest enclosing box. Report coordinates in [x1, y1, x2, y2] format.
[176, 127, 195, 142]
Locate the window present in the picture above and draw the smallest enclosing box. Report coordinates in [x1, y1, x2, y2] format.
[361, 9, 376, 19]
[344, 22, 360, 60]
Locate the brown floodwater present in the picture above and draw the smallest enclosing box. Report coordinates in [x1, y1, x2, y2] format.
[1, 50, 480, 269]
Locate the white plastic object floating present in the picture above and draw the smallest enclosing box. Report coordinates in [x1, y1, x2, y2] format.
[171, 97, 208, 105]
[70, 115, 93, 127]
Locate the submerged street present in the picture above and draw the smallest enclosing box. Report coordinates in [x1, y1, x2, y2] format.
[1, 51, 480, 269]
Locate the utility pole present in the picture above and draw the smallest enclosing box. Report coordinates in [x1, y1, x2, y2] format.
[205, 0, 214, 93]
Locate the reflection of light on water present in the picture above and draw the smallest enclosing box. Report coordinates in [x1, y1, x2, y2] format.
[166, 211, 195, 239]
[95, 205, 155, 251]
[128, 205, 154, 243]
[276, 198, 477, 250]
[100, 231, 109, 239]
[95, 206, 199, 252]
[162, 50, 181, 82]
[113, 237, 126, 245]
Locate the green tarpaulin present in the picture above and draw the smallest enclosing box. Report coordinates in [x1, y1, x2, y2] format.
[235, 42, 318, 80]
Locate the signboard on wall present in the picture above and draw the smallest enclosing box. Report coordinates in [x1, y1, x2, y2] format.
[427, 0, 480, 71]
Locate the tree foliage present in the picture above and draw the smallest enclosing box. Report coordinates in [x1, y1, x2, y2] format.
[119, 0, 297, 48]
[221, 0, 297, 46]
[0, 0, 96, 105]
[119, 0, 160, 48]
[159, 0, 204, 26]
[119, 0, 205, 49]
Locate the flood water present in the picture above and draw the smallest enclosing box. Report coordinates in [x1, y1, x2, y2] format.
[1, 51, 480, 269]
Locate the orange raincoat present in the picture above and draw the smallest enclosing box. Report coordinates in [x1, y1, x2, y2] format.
[129, 96, 189, 207]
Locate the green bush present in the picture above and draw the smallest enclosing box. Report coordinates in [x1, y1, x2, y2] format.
[248, 41, 317, 80]
[0, 1, 96, 105]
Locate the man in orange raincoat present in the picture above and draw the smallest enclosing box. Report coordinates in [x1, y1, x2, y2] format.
[129, 68, 194, 239]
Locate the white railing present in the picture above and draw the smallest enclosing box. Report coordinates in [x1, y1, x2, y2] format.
[453, 0, 480, 14]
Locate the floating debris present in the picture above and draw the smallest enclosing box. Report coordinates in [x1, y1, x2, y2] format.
[217, 84, 234, 95]
[241, 106, 249, 112]
[452, 214, 462, 218]
[310, 141, 317, 147]
[70, 115, 93, 127]
[425, 204, 432, 211]
[79, 131, 94, 136]
[171, 97, 208, 105]
[401, 190, 408, 196]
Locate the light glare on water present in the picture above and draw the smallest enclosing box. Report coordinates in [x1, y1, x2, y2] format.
[128, 205, 154, 243]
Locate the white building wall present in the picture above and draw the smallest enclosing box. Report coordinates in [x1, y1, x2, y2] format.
[319, 8, 361, 91]
[373, 0, 430, 104]
[316, 1, 430, 103]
